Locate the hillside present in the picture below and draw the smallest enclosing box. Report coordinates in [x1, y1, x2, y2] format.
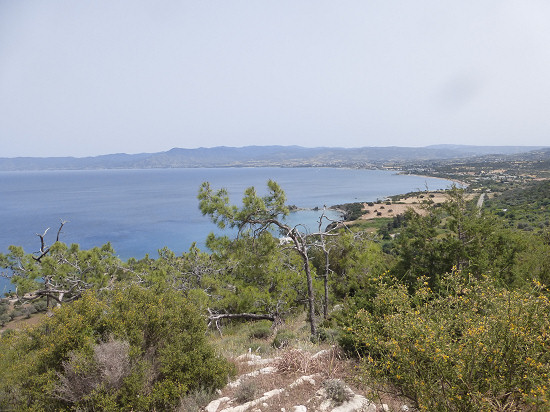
[1, 160, 549, 411]
[0, 145, 546, 171]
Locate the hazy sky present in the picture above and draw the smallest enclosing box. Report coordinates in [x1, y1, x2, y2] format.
[1, 1, 550, 157]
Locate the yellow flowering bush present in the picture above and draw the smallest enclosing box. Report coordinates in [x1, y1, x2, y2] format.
[340, 272, 550, 411]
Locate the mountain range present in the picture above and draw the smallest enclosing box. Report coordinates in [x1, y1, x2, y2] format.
[0, 145, 547, 171]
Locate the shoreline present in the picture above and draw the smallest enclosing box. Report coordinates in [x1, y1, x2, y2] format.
[396, 171, 469, 188]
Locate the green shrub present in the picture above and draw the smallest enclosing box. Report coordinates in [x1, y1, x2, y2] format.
[0, 300, 8, 315]
[33, 300, 48, 312]
[0, 285, 235, 411]
[272, 330, 295, 349]
[340, 273, 550, 411]
[23, 304, 37, 318]
[0, 313, 10, 327]
[177, 386, 216, 412]
[312, 327, 339, 343]
[9, 309, 22, 319]
[235, 379, 258, 403]
[323, 379, 352, 405]
[248, 321, 272, 340]
[0, 328, 15, 339]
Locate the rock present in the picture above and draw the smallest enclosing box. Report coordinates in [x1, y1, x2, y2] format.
[319, 398, 332, 411]
[219, 389, 285, 412]
[311, 348, 330, 359]
[330, 304, 343, 313]
[205, 396, 230, 412]
[331, 394, 376, 412]
[247, 357, 277, 366]
[228, 366, 277, 388]
[289, 374, 318, 388]
[293, 406, 307, 412]
[235, 353, 262, 362]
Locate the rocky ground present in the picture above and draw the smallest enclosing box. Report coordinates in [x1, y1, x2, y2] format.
[199, 347, 414, 412]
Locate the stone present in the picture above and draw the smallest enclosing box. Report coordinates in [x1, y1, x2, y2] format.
[331, 394, 376, 412]
[205, 396, 230, 412]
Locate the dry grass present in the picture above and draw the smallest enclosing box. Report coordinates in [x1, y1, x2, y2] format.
[274, 346, 346, 377]
[1, 312, 46, 332]
[359, 191, 475, 221]
[209, 312, 318, 360]
[360, 192, 447, 220]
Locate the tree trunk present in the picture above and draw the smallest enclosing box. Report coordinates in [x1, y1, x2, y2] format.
[303, 254, 317, 335]
[323, 247, 330, 320]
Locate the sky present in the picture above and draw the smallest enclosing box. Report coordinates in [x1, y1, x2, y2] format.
[1, 1, 550, 158]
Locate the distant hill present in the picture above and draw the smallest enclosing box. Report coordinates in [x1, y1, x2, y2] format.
[0, 145, 547, 171]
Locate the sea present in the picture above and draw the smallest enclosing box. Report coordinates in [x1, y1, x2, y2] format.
[0, 168, 455, 293]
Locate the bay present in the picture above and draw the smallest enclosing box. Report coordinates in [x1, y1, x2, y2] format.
[0, 168, 455, 293]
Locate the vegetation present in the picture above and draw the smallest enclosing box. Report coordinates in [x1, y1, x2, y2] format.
[334, 201, 365, 221]
[1, 172, 549, 411]
[485, 179, 550, 232]
[339, 273, 550, 410]
[0, 285, 234, 411]
[323, 379, 353, 405]
[198, 179, 344, 335]
[0, 240, 124, 306]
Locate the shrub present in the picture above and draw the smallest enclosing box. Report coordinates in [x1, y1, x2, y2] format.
[177, 386, 216, 412]
[272, 330, 295, 349]
[323, 379, 352, 405]
[311, 327, 339, 343]
[235, 379, 258, 403]
[33, 300, 48, 312]
[340, 273, 550, 411]
[248, 321, 272, 340]
[0, 285, 235, 411]
[9, 309, 22, 319]
[23, 304, 37, 318]
[0, 300, 8, 315]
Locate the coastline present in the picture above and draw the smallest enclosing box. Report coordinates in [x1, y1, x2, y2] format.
[396, 171, 469, 189]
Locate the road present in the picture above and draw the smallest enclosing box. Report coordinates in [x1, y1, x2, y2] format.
[477, 193, 486, 212]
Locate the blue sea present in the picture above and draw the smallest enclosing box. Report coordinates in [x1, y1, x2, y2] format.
[0, 168, 455, 293]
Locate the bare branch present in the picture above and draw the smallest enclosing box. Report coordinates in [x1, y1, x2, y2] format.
[207, 312, 277, 322]
[33, 228, 50, 261]
[32, 220, 67, 262]
[56, 219, 68, 242]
